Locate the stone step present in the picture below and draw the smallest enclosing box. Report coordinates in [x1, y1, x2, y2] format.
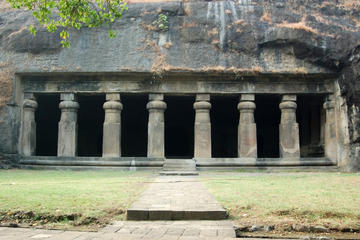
[164, 163, 196, 167]
[163, 159, 196, 172]
[159, 171, 199, 176]
[163, 168, 197, 171]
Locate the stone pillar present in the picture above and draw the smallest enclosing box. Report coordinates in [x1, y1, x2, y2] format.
[238, 94, 257, 158]
[57, 93, 79, 157]
[323, 95, 337, 161]
[102, 93, 123, 157]
[22, 93, 38, 156]
[279, 95, 300, 158]
[194, 94, 212, 158]
[147, 94, 166, 158]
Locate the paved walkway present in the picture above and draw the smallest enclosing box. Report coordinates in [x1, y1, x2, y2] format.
[0, 220, 237, 239]
[127, 176, 227, 220]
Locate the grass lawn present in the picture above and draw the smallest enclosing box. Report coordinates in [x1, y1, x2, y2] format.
[0, 170, 155, 230]
[202, 172, 360, 231]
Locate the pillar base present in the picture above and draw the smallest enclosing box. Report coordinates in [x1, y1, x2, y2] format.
[279, 123, 300, 158]
[194, 123, 212, 158]
[58, 121, 78, 157]
[102, 122, 121, 158]
[238, 123, 257, 158]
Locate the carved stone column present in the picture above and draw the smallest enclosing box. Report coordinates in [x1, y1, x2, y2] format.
[279, 95, 300, 158]
[57, 93, 79, 157]
[102, 93, 122, 157]
[238, 94, 257, 158]
[194, 94, 212, 158]
[323, 95, 337, 161]
[22, 93, 38, 156]
[147, 94, 166, 158]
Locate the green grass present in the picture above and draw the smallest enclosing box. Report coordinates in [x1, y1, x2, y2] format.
[0, 170, 154, 229]
[202, 172, 360, 228]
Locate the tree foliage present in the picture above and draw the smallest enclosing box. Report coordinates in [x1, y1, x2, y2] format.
[6, 0, 128, 47]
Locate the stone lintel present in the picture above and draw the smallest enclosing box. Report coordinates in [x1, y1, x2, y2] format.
[106, 93, 121, 101]
[196, 94, 210, 102]
[61, 93, 77, 101]
[149, 93, 164, 101]
[240, 94, 255, 102]
[282, 94, 297, 102]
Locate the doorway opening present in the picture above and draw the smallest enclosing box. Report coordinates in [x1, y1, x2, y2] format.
[297, 95, 325, 157]
[121, 94, 148, 157]
[211, 95, 238, 157]
[35, 94, 60, 156]
[77, 94, 105, 157]
[165, 96, 194, 159]
[255, 95, 281, 158]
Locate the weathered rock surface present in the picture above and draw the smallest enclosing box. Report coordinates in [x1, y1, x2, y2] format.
[0, 0, 359, 170]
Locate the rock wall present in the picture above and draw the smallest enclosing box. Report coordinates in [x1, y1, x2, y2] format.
[0, 0, 359, 170]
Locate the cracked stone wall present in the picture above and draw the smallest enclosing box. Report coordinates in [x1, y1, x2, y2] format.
[0, 0, 359, 170]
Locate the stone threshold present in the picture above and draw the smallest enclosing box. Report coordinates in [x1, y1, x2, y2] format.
[18, 156, 336, 168]
[19, 156, 164, 167]
[195, 157, 337, 167]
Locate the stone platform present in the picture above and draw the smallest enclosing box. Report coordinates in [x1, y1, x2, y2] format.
[127, 176, 227, 220]
[0, 220, 238, 239]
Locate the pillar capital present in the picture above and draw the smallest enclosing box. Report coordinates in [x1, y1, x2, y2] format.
[194, 101, 211, 110]
[147, 100, 167, 110]
[23, 98, 38, 109]
[103, 101, 123, 110]
[279, 101, 297, 110]
[237, 101, 255, 111]
[59, 100, 79, 110]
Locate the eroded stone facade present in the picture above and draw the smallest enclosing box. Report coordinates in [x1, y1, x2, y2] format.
[0, 0, 359, 171]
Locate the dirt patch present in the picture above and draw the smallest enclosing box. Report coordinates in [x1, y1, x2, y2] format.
[0, 209, 125, 230]
[232, 209, 360, 239]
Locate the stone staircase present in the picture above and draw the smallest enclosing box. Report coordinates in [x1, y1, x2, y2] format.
[160, 159, 198, 175]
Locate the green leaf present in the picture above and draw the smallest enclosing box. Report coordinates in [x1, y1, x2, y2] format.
[29, 24, 36, 36]
[8, 0, 128, 47]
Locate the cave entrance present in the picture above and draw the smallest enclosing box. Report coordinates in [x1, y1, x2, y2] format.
[297, 95, 325, 157]
[35, 94, 60, 156]
[121, 94, 148, 157]
[165, 96, 194, 159]
[211, 95, 238, 158]
[77, 94, 105, 157]
[255, 95, 281, 158]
